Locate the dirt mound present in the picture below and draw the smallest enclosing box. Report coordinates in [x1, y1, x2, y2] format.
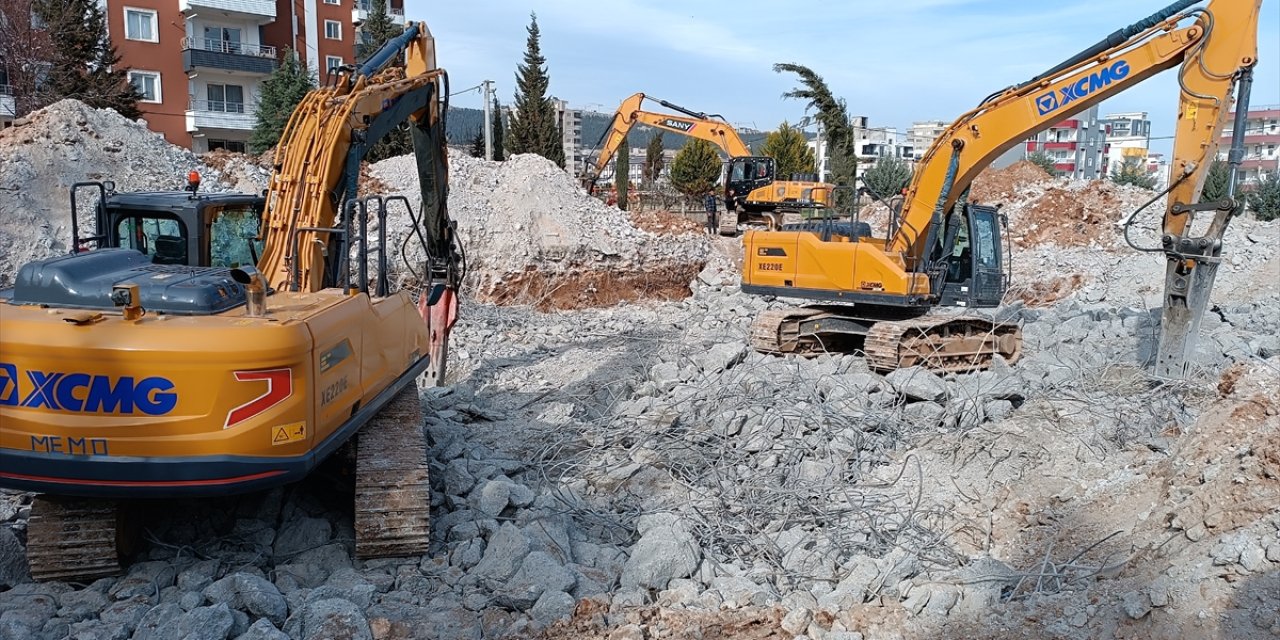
[971, 160, 1054, 203]
[371, 151, 713, 309]
[628, 208, 704, 236]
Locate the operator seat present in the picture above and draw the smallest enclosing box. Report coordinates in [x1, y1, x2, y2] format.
[152, 235, 188, 265]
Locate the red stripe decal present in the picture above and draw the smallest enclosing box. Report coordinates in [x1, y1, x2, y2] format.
[0, 470, 286, 487]
[224, 368, 293, 429]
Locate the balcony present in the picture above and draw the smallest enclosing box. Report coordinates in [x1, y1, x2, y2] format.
[352, 2, 406, 26]
[183, 38, 278, 75]
[0, 85, 14, 120]
[186, 99, 256, 132]
[178, 0, 275, 21]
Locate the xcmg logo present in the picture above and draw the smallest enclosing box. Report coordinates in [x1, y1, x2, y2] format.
[1035, 60, 1131, 116]
[0, 362, 177, 415]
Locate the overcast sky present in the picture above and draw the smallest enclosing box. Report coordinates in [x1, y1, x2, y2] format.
[410, 0, 1279, 155]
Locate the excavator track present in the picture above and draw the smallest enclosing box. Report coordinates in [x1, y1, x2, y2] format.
[751, 307, 1022, 373]
[26, 497, 132, 582]
[864, 316, 1022, 373]
[354, 386, 432, 559]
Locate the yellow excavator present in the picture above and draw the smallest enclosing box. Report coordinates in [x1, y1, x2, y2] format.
[0, 21, 461, 580]
[745, 0, 1262, 378]
[582, 92, 834, 235]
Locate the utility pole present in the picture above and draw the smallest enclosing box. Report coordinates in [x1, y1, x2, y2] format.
[482, 80, 494, 161]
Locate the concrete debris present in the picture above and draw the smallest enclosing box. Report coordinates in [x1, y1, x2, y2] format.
[0, 99, 1277, 639]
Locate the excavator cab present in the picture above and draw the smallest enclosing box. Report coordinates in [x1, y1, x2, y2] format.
[725, 156, 776, 212]
[937, 204, 1008, 308]
[70, 180, 267, 269]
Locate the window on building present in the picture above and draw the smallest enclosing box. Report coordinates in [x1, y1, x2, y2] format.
[324, 20, 342, 40]
[128, 71, 160, 103]
[208, 139, 248, 154]
[202, 26, 243, 53]
[125, 8, 157, 42]
[324, 0, 340, 4]
[206, 84, 244, 113]
[325, 56, 343, 73]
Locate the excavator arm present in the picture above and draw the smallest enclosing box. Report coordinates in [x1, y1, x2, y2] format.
[582, 92, 753, 192]
[893, 0, 1260, 378]
[256, 21, 461, 383]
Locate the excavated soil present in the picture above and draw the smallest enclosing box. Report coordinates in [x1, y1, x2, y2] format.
[484, 264, 703, 311]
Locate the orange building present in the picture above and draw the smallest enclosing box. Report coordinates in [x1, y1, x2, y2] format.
[104, 0, 404, 153]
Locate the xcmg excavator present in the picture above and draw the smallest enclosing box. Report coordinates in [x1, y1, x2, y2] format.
[0, 21, 461, 581]
[745, 0, 1262, 378]
[582, 93, 834, 235]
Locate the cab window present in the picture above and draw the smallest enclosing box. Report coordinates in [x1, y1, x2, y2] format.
[730, 161, 745, 182]
[210, 206, 264, 268]
[117, 215, 188, 264]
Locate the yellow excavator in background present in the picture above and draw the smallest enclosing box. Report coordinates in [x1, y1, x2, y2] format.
[744, 0, 1262, 378]
[0, 21, 461, 581]
[582, 93, 835, 235]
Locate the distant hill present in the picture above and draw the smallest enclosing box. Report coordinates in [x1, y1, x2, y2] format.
[445, 107, 776, 154]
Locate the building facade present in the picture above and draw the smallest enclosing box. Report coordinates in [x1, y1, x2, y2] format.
[103, 0, 403, 153]
[1024, 105, 1109, 179]
[551, 98, 584, 177]
[1218, 105, 1280, 184]
[1100, 111, 1152, 176]
[905, 120, 947, 161]
[0, 63, 13, 128]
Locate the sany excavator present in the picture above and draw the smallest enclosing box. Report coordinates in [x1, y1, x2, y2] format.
[582, 93, 835, 235]
[0, 21, 461, 581]
[744, 0, 1262, 378]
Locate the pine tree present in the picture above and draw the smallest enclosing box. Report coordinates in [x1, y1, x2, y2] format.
[506, 13, 564, 167]
[355, 0, 402, 62]
[861, 154, 913, 198]
[758, 121, 816, 181]
[1200, 159, 1231, 202]
[1246, 172, 1280, 221]
[356, 0, 414, 162]
[1111, 156, 1156, 189]
[773, 63, 855, 204]
[669, 138, 721, 199]
[0, 0, 54, 118]
[469, 130, 485, 158]
[644, 132, 665, 187]
[491, 97, 506, 161]
[616, 135, 630, 210]
[32, 0, 141, 118]
[1027, 151, 1061, 177]
[249, 49, 316, 154]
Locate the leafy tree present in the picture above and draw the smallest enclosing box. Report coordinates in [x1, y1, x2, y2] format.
[1111, 156, 1156, 189]
[0, 0, 54, 118]
[32, 0, 140, 118]
[1246, 172, 1280, 221]
[773, 63, 855, 202]
[669, 138, 721, 199]
[506, 13, 564, 166]
[643, 132, 665, 187]
[469, 130, 485, 158]
[249, 49, 315, 154]
[1200, 159, 1231, 202]
[491, 97, 506, 161]
[615, 135, 630, 210]
[758, 121, 816, 180]
[1027, 151, 1061, 177]
[862, 154, 913, 198]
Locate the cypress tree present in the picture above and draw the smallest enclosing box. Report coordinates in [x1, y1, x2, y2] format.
[774, 63, 856, 204]
[33, 0, 141, 118]
[249, 49, 315, 154]
[507, 13, 564, 167]
[491, 97, 506, 161]
[644, 132, 665, 187]
[616, 135, 630, 210]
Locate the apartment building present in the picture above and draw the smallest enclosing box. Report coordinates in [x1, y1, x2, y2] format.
[1100, 111, 1153, 174]
[850, 116, 909, 183]
[104, 0, 403, 153]
[905, 120, 947, 161]
[1024, 105, 1109, 179]
[1218, 104, 1280, 184]
[0, 63, 13, 128]
[551, 98, 585, 176]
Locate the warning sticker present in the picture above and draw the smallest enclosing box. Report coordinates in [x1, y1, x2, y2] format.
[271, 421, 306, 446]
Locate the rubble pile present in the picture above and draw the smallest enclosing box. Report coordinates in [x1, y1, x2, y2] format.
[0, 101, 256, 285]
[371, 152, 716, 309]
[1, 100, 1279, 640]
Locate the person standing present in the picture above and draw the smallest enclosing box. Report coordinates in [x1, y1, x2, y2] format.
[703, 191, 719, 234]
